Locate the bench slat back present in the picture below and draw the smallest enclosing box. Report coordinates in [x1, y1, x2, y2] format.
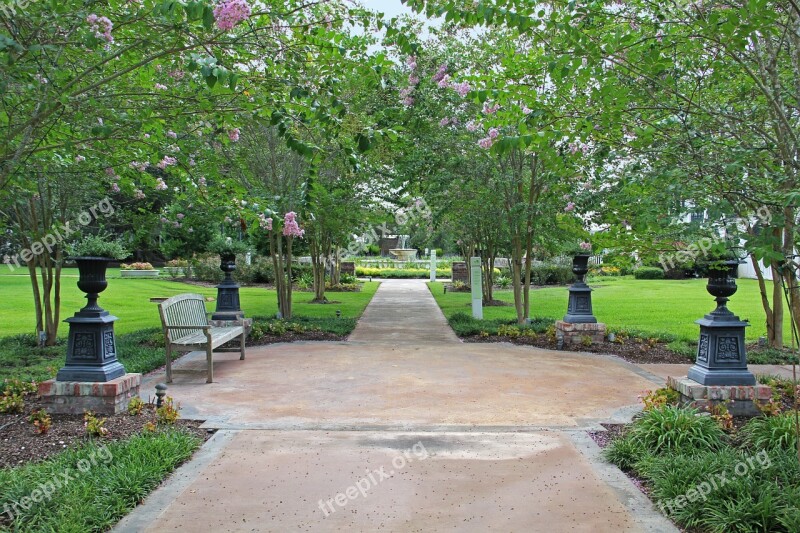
[158, 293, 209, 342]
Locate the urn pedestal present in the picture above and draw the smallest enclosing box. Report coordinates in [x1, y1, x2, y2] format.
[211, 254, 244, 321]
[56, 257, 126, 382]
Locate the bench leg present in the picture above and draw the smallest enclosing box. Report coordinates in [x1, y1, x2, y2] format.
[240, 330, 246, 360]
[206, 344, 213, 383]
[165, 345, 173, 383]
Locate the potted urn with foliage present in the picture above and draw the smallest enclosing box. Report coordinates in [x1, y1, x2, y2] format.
[207, 236, 250, 321]
[59, 234, 129, 382]
[571, 241, 593, 283]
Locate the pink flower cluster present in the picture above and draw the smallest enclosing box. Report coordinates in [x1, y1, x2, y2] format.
[451, 81, 470, 97]
[482, 101, 500, 114]
[228, 128, 240, 142]
[110, 183, 120, 193]
[155, 178, 168, 190]
[214, 0, 252, 31]
[86, 14, 113, 44]
[129, 161, 148, 172]
[258, 213, 272, 231]
[437, 74, 450, 89]
[282, 212, 304, 238]
[134, 188, 145, 199]
[522, 104, 533, 115]
[568, 141, 590, 155]
[198, 177, 207, 187]
[465, 120, 479, 132]
[157, 155, 177, 169]
[580, 241, 592, 251]
[477, 128, 500, 149]
[154, 83, 168, 91]
[400, 55, 419, 106]
[167, 130, 177, 139]
[432, 64, 447, 83]
[75, 155, 86, 163]
[564, 202, 575, 212]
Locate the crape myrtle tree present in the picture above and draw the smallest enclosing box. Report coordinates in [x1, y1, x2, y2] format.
[0, 0, 388, 339]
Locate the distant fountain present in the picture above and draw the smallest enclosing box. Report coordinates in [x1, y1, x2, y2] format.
[389, 234, 417, 261]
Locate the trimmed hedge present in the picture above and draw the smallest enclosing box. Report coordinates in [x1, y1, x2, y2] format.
[634, 266, 665, 279]
[528, 265, 574, 285]
[356, 267, 451, 279]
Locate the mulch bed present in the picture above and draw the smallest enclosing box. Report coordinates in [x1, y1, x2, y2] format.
[0, 396, 213, 469]
[248, 331, 347, 345]
[462, 334, 693, 364]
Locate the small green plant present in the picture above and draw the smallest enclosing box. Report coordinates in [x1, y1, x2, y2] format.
[479, 330, 489, 338]
[143, 421, 157, 433]
[127, 397, 146, 416]
[69, 233, 129, 259]
[84, 410, 110, 438]
[741, 413, 798, 452]
[3, 378, 37, 396]
[156, 396, 180, 425]
[580, 335, 593, 347]
[28, 409, 52, 434]
[707, 402, 734, 431]
[497, 324, 521, 338]
[0, 391, 24, 413]
[602, 431, 647, 472]
[207, 236, 250, 256]
[451, 280, 469, 291]
[496, 275, 512, 289]
[640, 388, 681, 411]
[296, 272, 314, 289]
[339, 273, 358, 284]
[545, 324, 557, 341]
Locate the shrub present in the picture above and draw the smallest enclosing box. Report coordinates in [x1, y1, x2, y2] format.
[339, 273, 357, 284]
[741, 414, 798, 452]
[0, 391, 24, 413]
[356, 266, 451, 279]
[641, 388, 681, 411]
[629, 405, 726, 455]
[3, 378, 37, 396]
[84, 411, 110, 438]
[128, 397, 146, 416]
[495, 275, 512, 288]
[497, 324, 521, 338]
[156, 397, 181, 425]
[528, 264, 574, 285]
[120, 262, 154, 270]
[634, 266, 665, 279]
[28, 409, 52, 434]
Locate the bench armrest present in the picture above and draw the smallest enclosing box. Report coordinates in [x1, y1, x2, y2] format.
[164, 325, 211, 330]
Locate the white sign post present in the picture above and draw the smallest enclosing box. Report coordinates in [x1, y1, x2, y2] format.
[430, 249, 437, 282]
[470, 256, 483, 319]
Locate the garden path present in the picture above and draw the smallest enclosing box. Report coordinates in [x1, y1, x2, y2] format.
[116, 279, 678, 532]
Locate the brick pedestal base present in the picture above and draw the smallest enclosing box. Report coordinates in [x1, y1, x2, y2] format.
[555, 320, 607, 347]
[667, 376, 772, 417]
[38, 373, 141, 415]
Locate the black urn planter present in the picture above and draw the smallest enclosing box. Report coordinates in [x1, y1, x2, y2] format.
[211, 254, 243, 321]
[688, 260, 755, 386]
[563, 254, 597, 323]
[57, 257, 126, 382]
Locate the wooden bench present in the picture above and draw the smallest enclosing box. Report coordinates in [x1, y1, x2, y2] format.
[158, 293, 245, 383]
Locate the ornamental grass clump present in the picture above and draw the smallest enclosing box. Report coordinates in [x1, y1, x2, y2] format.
[628, 405, 727, 455]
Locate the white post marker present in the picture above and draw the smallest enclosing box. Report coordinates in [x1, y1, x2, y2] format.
[470, 256, 483, 319]
[430, 249, 437, 282]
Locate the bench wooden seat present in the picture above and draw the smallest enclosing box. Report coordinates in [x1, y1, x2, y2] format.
[157, 293, 245, 383]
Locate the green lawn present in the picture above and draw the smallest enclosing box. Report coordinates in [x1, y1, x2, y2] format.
[429, 277, 793, 342]
[0, 270, 378, 337]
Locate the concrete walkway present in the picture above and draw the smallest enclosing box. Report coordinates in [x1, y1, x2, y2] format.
[117, 280, 680, 532]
